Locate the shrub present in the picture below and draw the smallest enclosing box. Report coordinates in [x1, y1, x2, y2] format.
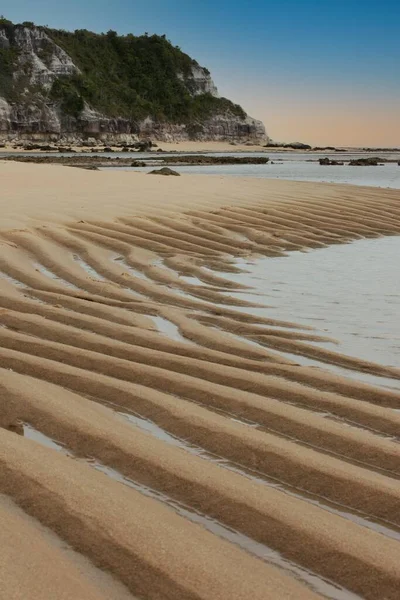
[44, 27, 247, 123]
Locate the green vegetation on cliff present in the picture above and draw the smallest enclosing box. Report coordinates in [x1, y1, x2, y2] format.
[46, 27, 246, 121]
[0, 17, 18, 99]
[0, 18, 248, 127]
[0, 17, 247, 123]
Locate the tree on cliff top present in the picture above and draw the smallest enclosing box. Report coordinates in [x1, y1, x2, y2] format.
[0, 20, 246, 124]
[44, 26, 245, 122]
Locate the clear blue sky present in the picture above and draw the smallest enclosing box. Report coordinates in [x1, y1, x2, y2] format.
[2, 0, 399, 145]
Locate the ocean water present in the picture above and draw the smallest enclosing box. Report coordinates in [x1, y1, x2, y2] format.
[103, 152, 400, 382]
[2, 149, 399, 188]
[89, 149, 400, 188]
[214, 236, 400, 388]
[108, 160, 400, 189]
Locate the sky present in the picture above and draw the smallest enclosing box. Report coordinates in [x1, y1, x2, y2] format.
[1, 0, 399, 146]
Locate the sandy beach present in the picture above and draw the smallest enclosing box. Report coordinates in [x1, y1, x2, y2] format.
[0, 160, 400, 599]
[1, 140, 270, 154]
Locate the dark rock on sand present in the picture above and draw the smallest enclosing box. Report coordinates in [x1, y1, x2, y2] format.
[136, 140, 153, 152]
[148, 167, 180, 176]
[284, 142, 312, 150]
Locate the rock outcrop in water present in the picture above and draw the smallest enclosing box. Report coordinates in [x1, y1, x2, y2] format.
[319, 158, 344, 166]
[348, 157, 382, 166]
[0, 19, 268, 144]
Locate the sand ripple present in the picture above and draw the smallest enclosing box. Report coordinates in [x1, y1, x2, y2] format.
[0, 165, 400, 599]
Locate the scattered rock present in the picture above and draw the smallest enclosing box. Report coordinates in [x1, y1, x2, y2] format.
[148, 167, 180, 176]
[362, 147, 400, 152]
[313, 146, 337, 151]
[2, 154, 272, 169]
[348, 157, 382, 166]
[163, 155, 269, 165]
[23, 143, 43, 150]
[136, 140, 153, 152]
[284, 142, 312, 150]
[319, 158, 344, 166]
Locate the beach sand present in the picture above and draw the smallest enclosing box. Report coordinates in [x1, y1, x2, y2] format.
[0, 160, 399, 599]
[1, 140, 268, 154]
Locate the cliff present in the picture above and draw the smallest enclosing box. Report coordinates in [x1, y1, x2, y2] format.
[0, 19, 268, 144]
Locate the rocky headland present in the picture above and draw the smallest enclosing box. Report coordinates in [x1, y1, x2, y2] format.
[0, 19, 267, 145]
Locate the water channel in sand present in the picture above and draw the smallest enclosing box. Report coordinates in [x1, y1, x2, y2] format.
[213, 236, 400, 389]
[21, 422, 364, 600]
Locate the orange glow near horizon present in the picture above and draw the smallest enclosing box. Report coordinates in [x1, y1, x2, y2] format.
[259, 106, 400, 148]
[221, 81, 400, 148]
[252, 101, 400, 148]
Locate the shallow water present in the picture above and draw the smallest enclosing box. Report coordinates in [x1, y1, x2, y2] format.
[23, 424, 71, 453]
[4, 148, 398, 188]
[113, 162, 400, 188]
[104, 154, 400, 189]
[34, 263, 81, 290]
[0, 271, 26, 287]
[148, 315, 192, 344]
[213, 236, 400, 387]
[72, 255, 106, 281]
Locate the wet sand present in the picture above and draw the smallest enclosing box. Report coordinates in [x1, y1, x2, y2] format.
[0, 161, 399, 599]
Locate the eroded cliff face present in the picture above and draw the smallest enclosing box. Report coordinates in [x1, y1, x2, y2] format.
[13, 26, 79, 89]
[0, 24, 268, 143]
[178, 65, 219, 97]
